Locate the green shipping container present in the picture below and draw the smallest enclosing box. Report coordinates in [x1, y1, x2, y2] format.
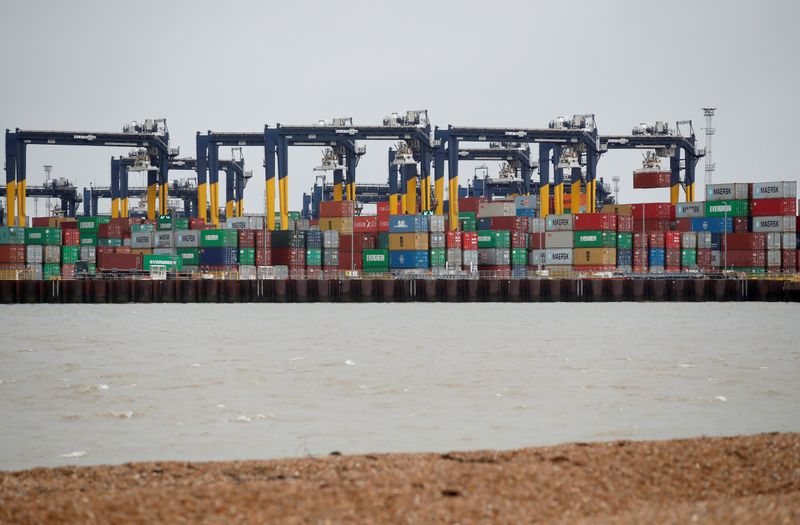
[43, 263, 61, 279]
[132, 223, 155, 233]
[177, 248, 200, 265]
[0, 226, 26, 244]
[511, 248, 527, 266]
[143, 254, 184, 271]
[200, 229, 238, 247]
[61, 246, 80, 264]
[79, 232, 98, 246]
[458, 211, 477, 221]
[477, 230, 511, 249]
[306, 248, 322, 266]
[617, 232, 633, 250]
[574, 230, 616, 248]
[363, 249, 389, 272]
[680, 249, 697, 267]
[377, 232, 390, 250]
[430, 248, 446, 267]
[460, 218, 477, 232]
[78, 217, 109, 232]
[239, 248, 255, 266]
[731, 267, 766, 274]
[156, 216, 189, 231]
[97, 237, 123, 247]
[25, 228, 62, 245]
[705, 200, 749, 217]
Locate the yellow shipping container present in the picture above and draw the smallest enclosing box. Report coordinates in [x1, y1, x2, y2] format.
[389, 232, 429, 251]
[573, 247, 617, 266]
[319, 217, 353, 234]
[129, 248, 153, 255]
[605, 204, 632, 216]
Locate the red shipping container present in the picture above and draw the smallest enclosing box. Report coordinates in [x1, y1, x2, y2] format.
[481, 265, 511, 277]
[750, 198, 796, 217]
[309, 219, 319, 227]
[647, 232, 666, 248]
[255, 248, 272, 266]
[108, 218, 132, 236]
[666, 248, 681, 267]
[723, 233, 766, 251]
[31, 217, 50, 227]
[674, 218, 693, 232]
[696, 249, 712, 267]
[238, 229, 256, 248]
[190, 217, 205, 230]
[633, 219, 671, 232]
[0, 245, 25, 264]
[665, 232, 681, 249]
[271, 248, 305, 268]
[338, 250, 363, 270]
[61, 264, 76, 280]
[462, 232, 479, 250]
[733, 217, 750, 233]
[617, 215, 633, 233]
[319, 200, 354, 218]
[378, 217, 390, 232]
[489, 216, 528, 232]
[573, 213, 618, 232]
[725, 250, 766, 267]
[97, 253, 142, 271]
[529, 233, 546, 250]
[377, 202, 391, 216]
[62, 229, 80, 246]
[458, 197, 485, 213]
[97, 246, 132, 255]
[633, 171, 672, 189]
[446, 231, 462, 248]
[781, 249, 796, 270]
[61, 221, 78, 230]
[633, 233, 649, 250]
[254, 230, 272, 248]
[631, 203, 674, 220]
[340, 234, 376, 251]
[511, 231, 527, 248]
[353, 215, 378, 233]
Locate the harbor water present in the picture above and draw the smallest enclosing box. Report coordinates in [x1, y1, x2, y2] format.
[1, 303, 798, 471]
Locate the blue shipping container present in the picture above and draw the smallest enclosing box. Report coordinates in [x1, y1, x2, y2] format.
[690, 217, 733, 233]
[648, 248, 665, 266]
[617, 249, 633, 265]
[511, 265, 527, 278]
[388, 215, 428, 233]
[477, 218, 492, 230]
[305, 229, 323, 249]
[200, 247, 238, 266]
[389, 250, 429, 269]
[516, 208, 537, 218]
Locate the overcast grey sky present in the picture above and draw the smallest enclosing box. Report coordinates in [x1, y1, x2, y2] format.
[2, 0, 798, 213]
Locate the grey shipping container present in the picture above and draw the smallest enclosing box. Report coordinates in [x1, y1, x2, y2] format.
[545, 214, 573, 232]
[675, 203, 704, 218]
[26, 264, 43, 280]
[462, 250, 478, 268]
[545, 231, 573, 249]
[649, 265, 665, 274]
[710, 250, 722, 267]
[238, 265, 257, 279]
[153, 248, 173, 256]
[529, 218, 546, 233]
[545, 248, 572, 265]
[176, 230, 200, 248]
[706, 183, 749, 201]
[478, 202, 516, 217]
[478, 248, 510, 265]
[766, 233, 782, 251]
[322, 230, 339, 249]
[226, 218, 248, 229]
[154, 231, 174, 248]
[26, 245, 43, 263]
[428, 215, 446, 232]
[323, 249, 339, 267]
[681, 232, 697, 249]
[751, 181, 797, 200]
[752, 216, 796, 233]
[696, 231, 714, 249]
[80, 246, 97, 262]
[529, 249, 546, 266]
[767, 250, 782, 267]
[131, 232, 154, 248]
[446, 248, 462, 265]
[429, 232, 446, 249]
[44, 245, 60, 264]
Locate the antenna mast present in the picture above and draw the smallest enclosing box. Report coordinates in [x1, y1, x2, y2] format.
[702, 108, 716, 186]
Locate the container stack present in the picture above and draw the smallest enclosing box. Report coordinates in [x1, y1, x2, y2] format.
[200, 229, 238, 272]
[544, 214, 573, 275]
[305, 229, 323, 278]
[271, 230, 305, 278]
[572, 212, 617, 272]
[0, 227, 27, 277]
[388, 214, 429, 273]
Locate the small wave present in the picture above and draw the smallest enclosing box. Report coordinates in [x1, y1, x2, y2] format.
[62, 414, 81, 420]
[80, 384, 109, 392]
[290, 357, 304, 362]
[109, 411, 134, 419]
[678, 363, 694, 368]
[217, 404, 226, 408]
[191, 363, 202, 367]
[60, 451, 86, 458]
[715, 395, 727, 402]
[344, 360, 356, 366]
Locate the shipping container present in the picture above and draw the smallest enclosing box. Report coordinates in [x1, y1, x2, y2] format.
[446, 231, 462, 249]
[305, 248, 322, 267]
[723, 250, 766, 268]
[429, 248, 447, 267]
[61, 245, 79, 264]
[79, 246, 97, 262]
[488, 216, 529, 232]
[478, 249, 510, 266]
[752, 216, 796, 233]
[782, 249, 797, 270]
[305, 230, 323, 249]
[318, 217, 354, 234]
[573, 230, 616, 248]
[446, 248, 462, 266]
[690, 217, 733, 233]
[477, 230, 511, 249]
[25, 228, 61, 245]
[429, 232, 446, 249]
[319, 200, 354, 218]
[705, 200, 749, 217]
[323, 249, 339, 268]
[225, 218, 248, 230]
[389, 250, 429, 269]
[723, 233, 767, 251]
[200, 247, 239, 266]
[749, 198, 796, 217]
[132, 223, 156, 233]
[130, 232, 154, 249]
[26, 245, 43, 264]
[733, 217, 750, 233]
[0, 227, 26, 245]
[750, 181, 797, 200]
[462, 232, 479, 251]
[0, 245, 25, 264]
[477, 202, 515, 217]
[238, 248, 256, 266]
[389, 232, 429, 251]
[387, 215, 428, 233]
[706, 183, 749, 201]
[572, 213, 617, 232]
[675, 202, 705, 218]
[143, 254, 183, 271]
[529, 217, 546, 233]
[237, 230, 256, 249]
[681, 232, 698, 249]
[338, 250, 363, 270]
[462, 250, 479, 269]
[545, 214, 573, 232]
[529, 249, 545, 266]
[633, 170, 671, 188]
[544, 231, 573, 249]
[43, 245, 60, 264]
[631, 202, 673, 220]
[573, 247, 616, 266]
[665, 232, 681, 249]
[616, 232, 633, 250]
[97, 253, 142, 271]
[200, 229, 238, 248]
[648, 248, 666, 266]
[351, 215, 378, 234]
[428, 215, 445, 232]
[177, 248, 200, 265]
[154, 231, 174, 248]
[545, 248, 573, 265]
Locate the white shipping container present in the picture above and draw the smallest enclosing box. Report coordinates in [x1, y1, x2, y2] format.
[545, 214, 573, 232]
[675, 202, 705, 218]
[26, 245, 43, 263]
[706, 183, 749, 201]
[766, 233, 781, 251]
[80, 246, 96, 262]
[428, 215, 446, 232]
[681, 232, 697, 249]
[44, 245, 61, 264]
[782, 232, 798, 249]
[26, 263, 43, 280]
[529, 249, 546, 266]
[153, 248, 173, 256]
[477, 202, 516, 218]
[529, 218, 546, 233]
[752, 216, 796, 233]
[175, 230, 200, 248]
[154, 232, 174, 248]
[751, 181, 797, 200]
[462, 250, 478, 268]
[545, 248, 573, 265]
[226, 218, 248, 229]
[545, 231, 573, 249]
[514, 195, 538, 209]
[238, 265, 257, 280]
[696, 231, 714, 249]
[131, 232, 154, 248]
[767, 250, 782, 267]
[429, 232, 446, 249]
[446, 248, 462, 266]
[322, 230, 339, 249]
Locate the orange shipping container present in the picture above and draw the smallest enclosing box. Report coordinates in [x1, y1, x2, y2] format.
[319, 200, 354, 218]
[319, 217, 354, 234]
[573, 247, 617, 266]
[389, 233, 428, 251]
